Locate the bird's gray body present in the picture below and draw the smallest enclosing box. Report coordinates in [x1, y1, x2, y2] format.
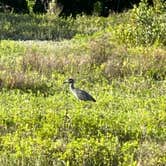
[64, 78, 96, 102]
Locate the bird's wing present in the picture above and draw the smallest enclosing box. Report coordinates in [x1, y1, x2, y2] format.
[75, 89, 96, 102]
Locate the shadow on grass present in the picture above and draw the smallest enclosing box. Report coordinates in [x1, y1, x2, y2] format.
[0, 13, 76, 41]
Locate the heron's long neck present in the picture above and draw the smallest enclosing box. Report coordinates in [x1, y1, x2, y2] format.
[69, 83, 75, 90]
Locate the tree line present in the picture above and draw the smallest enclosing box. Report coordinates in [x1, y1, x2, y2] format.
[0, 0, 153, 17]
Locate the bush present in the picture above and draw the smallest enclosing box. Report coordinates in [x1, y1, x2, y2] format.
[113, 0, 166, 46]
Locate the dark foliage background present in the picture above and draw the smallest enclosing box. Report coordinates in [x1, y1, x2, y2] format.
[0, 0, 154, 16]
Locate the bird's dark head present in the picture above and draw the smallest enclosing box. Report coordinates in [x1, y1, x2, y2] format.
[63, 78, 75, 84]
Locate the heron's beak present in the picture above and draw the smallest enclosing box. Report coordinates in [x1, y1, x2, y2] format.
[63, 80, 69, 84]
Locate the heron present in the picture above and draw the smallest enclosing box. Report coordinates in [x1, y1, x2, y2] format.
[64, 78, 96, 102]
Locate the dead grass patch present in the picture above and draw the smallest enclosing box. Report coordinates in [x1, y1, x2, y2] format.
[137, 141, 166, 166]
[103, 47, 166, 80]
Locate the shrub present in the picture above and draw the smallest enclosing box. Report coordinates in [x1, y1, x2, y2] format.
[113, 0, 166, 46]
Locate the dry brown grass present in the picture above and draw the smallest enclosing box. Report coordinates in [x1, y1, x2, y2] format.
[88, 35, 113, 66]
[137, 141, 166, 166]
[103, 46, 129, 79]
[22, 51, 63, 74]
[103, 47, 166, 80]
[0, 38, 165, 92]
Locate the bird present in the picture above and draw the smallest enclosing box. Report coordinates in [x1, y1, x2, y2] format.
[64, 78, 96, 102]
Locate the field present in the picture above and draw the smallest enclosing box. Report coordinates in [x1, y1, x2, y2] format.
[0, 2, 166, 166]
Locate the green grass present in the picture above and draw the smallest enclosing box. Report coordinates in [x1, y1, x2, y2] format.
[0, 13, 116, 41]
[0, 77, 165, 165]
[0, 39, 165, 165]
[0, 2, 166, 165]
